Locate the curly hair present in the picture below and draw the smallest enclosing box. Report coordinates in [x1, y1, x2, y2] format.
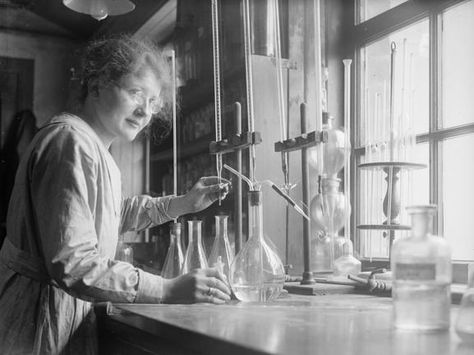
[78, 34, 174, 142]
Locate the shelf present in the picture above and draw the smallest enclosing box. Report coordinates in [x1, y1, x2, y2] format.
[150, 135, 212, 162]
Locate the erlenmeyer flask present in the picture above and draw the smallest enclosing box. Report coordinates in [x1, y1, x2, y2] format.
[162, 222, 184, 279]
[208, 215, 233, 278]
[182, 220, 208, 273]
[230, 190, 285, 302]
[323, 116, 346, 178]
[334, 239, 361, 277]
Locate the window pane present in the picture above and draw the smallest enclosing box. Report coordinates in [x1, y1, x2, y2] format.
[441, 0, 474, 128]
[359, 20, 429, 151]
[356, 143, 429, 259]
[441, 134, 474, 261]
[358, 0, 408, 23]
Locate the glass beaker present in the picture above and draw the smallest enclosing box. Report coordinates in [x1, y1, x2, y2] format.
[455, 263, 474, 342]
[208, 215, 233, 278]
[229, 190, 285, 302]
[322, 116, 346, 178]
[182, 220, 208, 273]
[162, 222, 184, 279]
[391, 205, 451, 331]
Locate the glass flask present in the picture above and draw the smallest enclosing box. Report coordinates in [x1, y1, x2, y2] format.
[334, 239, 361, 277]
[322, 116, 347, 178]
[310, 178, 350, 272]
[116, 237, 134, 264]
[391, 205, 451, 331]
[229, 190, 285, 302]
[208, 215, 233, 278]
[161, 222, 184, 279]
[182, 220, 208, 273]
[455, 264, 474, 342]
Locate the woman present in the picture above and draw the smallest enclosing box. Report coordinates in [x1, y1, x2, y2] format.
[0, 35, 231, 354]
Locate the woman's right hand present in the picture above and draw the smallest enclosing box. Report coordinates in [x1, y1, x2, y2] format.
[161, 268, 232, 304]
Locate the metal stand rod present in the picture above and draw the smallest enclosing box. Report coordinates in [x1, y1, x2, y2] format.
[234, 102, 243, 254]
[300, 103, 315, 284]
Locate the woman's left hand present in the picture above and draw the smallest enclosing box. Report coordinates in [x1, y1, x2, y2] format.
[167, 176, 231, 217]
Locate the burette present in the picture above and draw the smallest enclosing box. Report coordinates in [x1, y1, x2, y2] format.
[211, 0, 223, 194]
[242, 0, 256, 182]
[273, 0, 290, 192]
[171, 49, 178, 223]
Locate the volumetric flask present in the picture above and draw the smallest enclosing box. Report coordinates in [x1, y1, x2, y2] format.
[208, 215, 233, 278]
[230, 190, 285, 302]
[182, 220, 208, 273]
[162, 222, 184, 278]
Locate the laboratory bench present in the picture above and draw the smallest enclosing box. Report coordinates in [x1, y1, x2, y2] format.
[96, 283, 473, 355]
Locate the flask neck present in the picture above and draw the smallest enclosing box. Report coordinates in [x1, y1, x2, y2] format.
[248, 191, 264, 240]
[409, 209, 435, 238]
[215, 215, 229, 240]
[187, 220, 202, 244]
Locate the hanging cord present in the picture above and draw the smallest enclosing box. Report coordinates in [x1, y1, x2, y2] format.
[242, 0, 256, 183]
[211, 0, 223, 202]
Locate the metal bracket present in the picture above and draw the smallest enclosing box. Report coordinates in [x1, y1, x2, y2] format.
[274, 130, 327, 153]
[209, 131, 262, 155]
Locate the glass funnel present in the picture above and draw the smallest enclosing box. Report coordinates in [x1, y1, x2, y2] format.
[208, 215, 233, 278]
[229, 190, 285, 302]
[182, 220, 208, 273]
[323, 116, 347, 178]
[162, 222, 184, 279]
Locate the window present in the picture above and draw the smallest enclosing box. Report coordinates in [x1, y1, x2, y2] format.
[353, 0, 474, 278]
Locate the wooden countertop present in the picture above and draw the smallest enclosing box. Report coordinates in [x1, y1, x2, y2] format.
[99, 290, 473, 355]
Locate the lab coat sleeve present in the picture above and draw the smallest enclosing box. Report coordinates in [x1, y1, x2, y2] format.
[30, 127, 163, 303]
[119, 195, 175, 235]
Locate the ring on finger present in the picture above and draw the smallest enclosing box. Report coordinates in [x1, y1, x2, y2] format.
[207, 287, 213, 296]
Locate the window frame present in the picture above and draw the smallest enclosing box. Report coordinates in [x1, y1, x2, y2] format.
[351, 0, 474, 283]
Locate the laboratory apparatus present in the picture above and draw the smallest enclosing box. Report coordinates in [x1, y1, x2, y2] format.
[455, 264, 474, 342]
[208, 215, 233, 278]
[229, 190, 285, 302]
[116, 237, 134, 264]
[334, 239, 361, 277]
[310, 177, 350, 272]
[182, 220, 208, 273]
[357, 41, 426, 261]
[162, 222, 184, 279]
[322, 116, 346, 178]
[391, 205, 451, 331]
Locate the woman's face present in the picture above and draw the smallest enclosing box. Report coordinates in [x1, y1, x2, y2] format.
[93, 65, 162, 143]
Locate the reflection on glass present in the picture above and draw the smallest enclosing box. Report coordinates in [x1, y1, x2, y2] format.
[358, 0, 408, 23]
[441, 134, 474, 261]
[441, 0, 474, 128]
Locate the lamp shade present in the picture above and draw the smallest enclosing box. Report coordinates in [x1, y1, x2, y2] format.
[63, 0, 135, 21]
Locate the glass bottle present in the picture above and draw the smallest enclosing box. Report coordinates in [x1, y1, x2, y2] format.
[162, 222, 184, 279]
[208, 215, 233, 278]
[310, 178, 350, 272]
[391, 205, 451, 331]
[334, 239, 361, 277]
[229, 190, 285, 302]
[455, 263, 474, 342]
[182, 220, 208, 273]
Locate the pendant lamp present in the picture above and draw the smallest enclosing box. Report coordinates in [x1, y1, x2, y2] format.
[63, 0, 135, 21]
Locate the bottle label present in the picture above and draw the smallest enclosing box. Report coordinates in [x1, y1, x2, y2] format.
[395, 263, 436, 281]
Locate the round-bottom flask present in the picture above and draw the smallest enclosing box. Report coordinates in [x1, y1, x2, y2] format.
[182, 220, 208, 273]
[208, 215, 233, 278]
[162, 222, 184, 278]
[230, 190, 285, 302]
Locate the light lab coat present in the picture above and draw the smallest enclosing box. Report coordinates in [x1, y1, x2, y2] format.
[0, 114, 174, 354]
